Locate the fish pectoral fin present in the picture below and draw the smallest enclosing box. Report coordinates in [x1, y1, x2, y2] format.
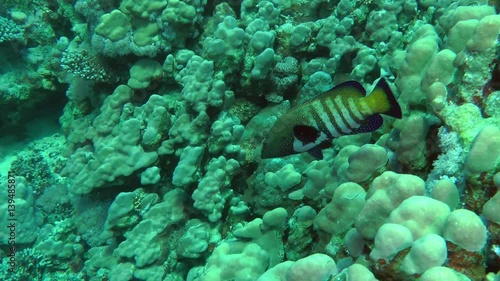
[307, 146, 324, 159]
[307, 140, 331, 159]
[319, 139, 333, 149]
[293, 125, 319, 143]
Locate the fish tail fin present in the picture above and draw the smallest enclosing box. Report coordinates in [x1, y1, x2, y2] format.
[366, 78, 402, 119]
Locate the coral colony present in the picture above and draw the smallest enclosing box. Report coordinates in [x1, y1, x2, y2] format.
[1, 0, 500, 280]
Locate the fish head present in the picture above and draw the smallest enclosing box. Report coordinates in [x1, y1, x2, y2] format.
[261, 119, 297, 158]
[261, 112, 328, 159]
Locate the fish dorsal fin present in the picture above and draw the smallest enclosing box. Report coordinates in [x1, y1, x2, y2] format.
[322, 81, 366, 100]
[293, 125, 319, 143]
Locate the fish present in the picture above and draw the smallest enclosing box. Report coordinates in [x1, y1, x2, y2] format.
[261, 78, 402, 159]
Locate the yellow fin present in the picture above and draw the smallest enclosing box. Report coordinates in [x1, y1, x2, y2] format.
[364, 78, 402, 118]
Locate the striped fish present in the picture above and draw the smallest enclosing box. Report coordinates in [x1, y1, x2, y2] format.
[261, 78, 402, 159]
